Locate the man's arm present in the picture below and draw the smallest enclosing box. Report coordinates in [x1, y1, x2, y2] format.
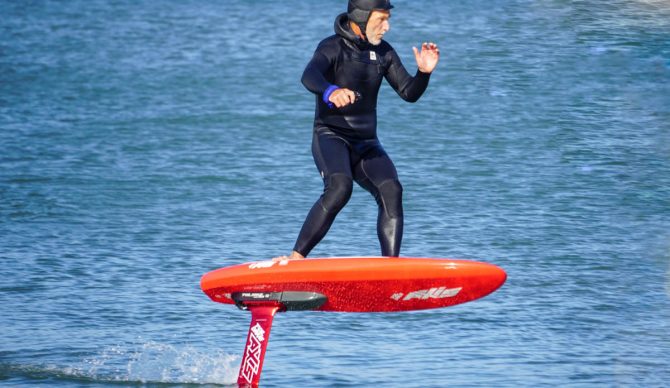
[385, 42, 440, 103]
[301, 50, 333, 96]
[301, 48, 358, 109]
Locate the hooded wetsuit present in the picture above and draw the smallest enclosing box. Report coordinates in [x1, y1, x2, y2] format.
[293, 13, 431, 257]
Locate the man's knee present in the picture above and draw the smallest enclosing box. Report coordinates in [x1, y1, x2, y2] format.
[321, 173, 353, 212]
[378, 179, 403, 218]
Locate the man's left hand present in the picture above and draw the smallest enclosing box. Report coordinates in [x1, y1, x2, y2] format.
[413, 42, 440, 74]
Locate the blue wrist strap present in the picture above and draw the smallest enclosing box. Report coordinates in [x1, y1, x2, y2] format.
[323, 85, 339, 108]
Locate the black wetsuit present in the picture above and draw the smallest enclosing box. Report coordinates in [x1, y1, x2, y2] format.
[293, 13, 431, 257]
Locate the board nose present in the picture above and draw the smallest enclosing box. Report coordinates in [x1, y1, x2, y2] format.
[483, 263, 507, 294]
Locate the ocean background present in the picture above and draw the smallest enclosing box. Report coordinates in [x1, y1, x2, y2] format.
[2, 0, 669, 386]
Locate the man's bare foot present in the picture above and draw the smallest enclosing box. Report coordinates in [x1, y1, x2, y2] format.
[272, 251, 306, 261]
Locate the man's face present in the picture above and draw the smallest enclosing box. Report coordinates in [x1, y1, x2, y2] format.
[366, 10, 391, 46]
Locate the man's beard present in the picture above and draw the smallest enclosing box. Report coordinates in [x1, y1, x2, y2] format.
[368, 35, 382, 46]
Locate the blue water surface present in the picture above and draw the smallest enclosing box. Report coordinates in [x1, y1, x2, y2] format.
[1, 0, 669, 386]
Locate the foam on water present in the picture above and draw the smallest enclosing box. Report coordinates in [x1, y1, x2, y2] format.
[2, 342, 239, 386]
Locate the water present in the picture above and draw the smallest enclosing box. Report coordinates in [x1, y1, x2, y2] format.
[1, 0, 669, 386]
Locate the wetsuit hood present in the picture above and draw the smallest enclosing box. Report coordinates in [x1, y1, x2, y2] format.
[334, 12, 371, 49]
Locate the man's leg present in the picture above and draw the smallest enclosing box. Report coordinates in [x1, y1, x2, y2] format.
[292, 131, 354, 257]
[353, 145, 403, 257]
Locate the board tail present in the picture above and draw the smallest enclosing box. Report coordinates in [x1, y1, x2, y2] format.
[237, 303, 281, 387]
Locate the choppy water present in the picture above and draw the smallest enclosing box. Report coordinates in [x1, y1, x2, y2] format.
[2, 0, 669, 386]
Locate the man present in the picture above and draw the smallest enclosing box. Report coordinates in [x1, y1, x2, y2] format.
[278, 0, 439, 260]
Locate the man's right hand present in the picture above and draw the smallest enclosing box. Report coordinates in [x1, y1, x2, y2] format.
[329, 88, 357, 108]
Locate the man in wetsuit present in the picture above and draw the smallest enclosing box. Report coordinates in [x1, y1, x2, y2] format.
[279, 0, 439, 259]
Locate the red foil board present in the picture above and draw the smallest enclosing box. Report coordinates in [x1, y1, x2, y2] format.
[201, 257, 506, 313]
